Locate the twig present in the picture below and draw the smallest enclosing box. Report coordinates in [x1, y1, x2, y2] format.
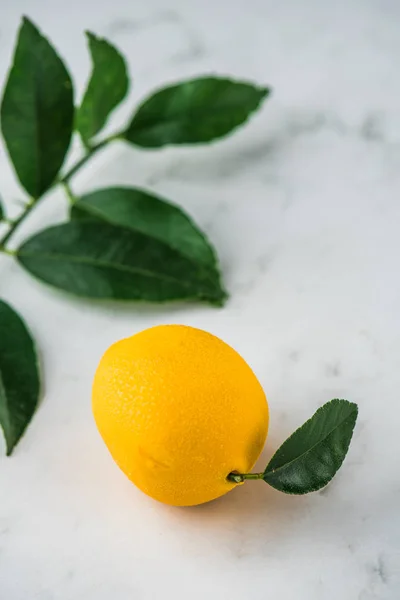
[0, 130, 124, 251]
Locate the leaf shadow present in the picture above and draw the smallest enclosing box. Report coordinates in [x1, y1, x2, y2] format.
[161, 436, 310, 551]
[181, 473, 303, 523]
[22, 274, 226, 320]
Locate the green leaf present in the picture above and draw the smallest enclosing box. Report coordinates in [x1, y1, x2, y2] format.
[0, 299, 40, 455]
[77, 32, 129, 144]
[0, 196, 4, 221]
[263, 399, 358, 494]
[125, 76, 270, 148]
[16, 222, 227, 305]
[71, 187, 219, 270]
[1, 17, 74, 198]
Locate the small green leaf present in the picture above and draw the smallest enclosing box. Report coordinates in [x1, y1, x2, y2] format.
[263, 399, 358, 494]
[125, 76, 270, 148]
[77, 32, 129, 144]
[16, 222, 226, 305]
[0, 299, 40, 455]
[0, 196, 4, 222]
[1, 17, 74, 198]
[71, 187, 219, 270]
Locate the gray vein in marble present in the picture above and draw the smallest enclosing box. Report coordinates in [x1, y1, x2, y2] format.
[360, 113, 386, 143]
[105, 9, 180, 37]
[372, 555, 388, 585]
[151, 111, 345, 184]
[169, 37, 205, 65]
[144, 138, 277, 186]
[202, 199, 230, 233]
[105, 9, 205, 66]
[325, 362, 341, 378]
[358, 554, 390, 599]
[359, 330, 380, 356]
[144, 109, 397, 189]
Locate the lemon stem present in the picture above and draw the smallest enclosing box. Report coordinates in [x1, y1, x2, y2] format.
[227, 472, 264, 483]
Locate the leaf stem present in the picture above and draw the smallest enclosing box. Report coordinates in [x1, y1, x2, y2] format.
[0, 198, 36, 250]
[0, 129, 123, 251]
[62, 130, 123, 183]
[227, 471, 264, 483]
[61, 180, 76, 205]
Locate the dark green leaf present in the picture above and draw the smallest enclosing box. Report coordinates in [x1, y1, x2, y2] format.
[263, 399, 358, 494]
[77, 32, 129, 144]
[1, 17, 74, 198]
[0, 196, 4, 221]
[71, 187, 219, 270]
[125, 76, 270, 148]
[17, 222, 226, 305]
[0, 299, 40, 455]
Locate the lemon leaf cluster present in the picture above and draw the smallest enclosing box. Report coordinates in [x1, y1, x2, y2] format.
[0, 17, 269, 453]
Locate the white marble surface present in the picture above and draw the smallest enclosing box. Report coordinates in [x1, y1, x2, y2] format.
[0, 0, 400, 598]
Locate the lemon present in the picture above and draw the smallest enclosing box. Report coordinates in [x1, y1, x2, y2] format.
[92, 325, 269, 506]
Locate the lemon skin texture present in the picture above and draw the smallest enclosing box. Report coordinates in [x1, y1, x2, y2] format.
[92, 325, 269, 506]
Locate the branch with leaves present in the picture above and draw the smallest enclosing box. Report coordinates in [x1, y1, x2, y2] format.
[0, 19, 359, 493]
[0, 17, 270, 454]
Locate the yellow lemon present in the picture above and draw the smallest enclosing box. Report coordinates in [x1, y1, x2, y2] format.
[92, 325, 269, 506]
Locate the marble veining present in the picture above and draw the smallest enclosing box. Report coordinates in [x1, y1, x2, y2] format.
[105, 10, 206, 65]
[0, 1, 399, 599]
